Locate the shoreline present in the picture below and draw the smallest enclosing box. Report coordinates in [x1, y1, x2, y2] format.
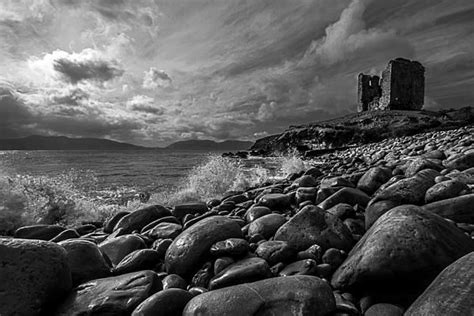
[1, 125, 473, 315]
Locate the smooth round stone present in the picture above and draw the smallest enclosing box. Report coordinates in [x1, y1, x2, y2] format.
[422, 194, 474, 223]
[296, 187, 318, 205]
[318, 187, 370, 211]
[152, 238, 173, 258]
[274, 205, 354, 252]
[357, 167, 392, 195]
[172, 203, 208, 219]
[140, 216, 181, 233]
[183, 275, 336, 316]
[294, 175, 318, 187]
[405, 252, 474, 316]
[104, 211, 129, 233]
[255, 240, 297, 265]
[188, 287, 208, 296]
[0, 238, 72, 316]
[14, 224, 65, 240]
[245, 206, 271, 222]
[114, 249, 161, 274]
[143, 222, 182, 240]
[321, 177, 355, 188]
[365, 303, 404, 316]
[99, 234, 146, 266]
[50, 228, 80, 242]
[209, 257, 272, 290]
[405, 158, 442, 177]
[424, 180, 468, 203]
[315, 263, 332, 279]
[322, 248, 346, 270]
[247, 214, 287, 239]
[162, 274, 188, 290]
[326, 203, 355, 220]
[297, 244, 323, 263]
[59, 239, 111, 285]
[257, 193, 292, 211]
[165, 216, 242, 278]
[278, 259, 317, 276]
[114, 205, 172, 234]
[210, 238, 249, 257]
[444, 152, 474, 170]
[55, 271, 162, 316]
[331, 206, 474, 303]
[214, 256, 234, 275]
[132, 288, 194, 316]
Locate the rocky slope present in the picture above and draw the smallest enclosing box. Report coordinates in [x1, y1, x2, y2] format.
[250, 107, 474, 156]
[1, 125, 473, 315]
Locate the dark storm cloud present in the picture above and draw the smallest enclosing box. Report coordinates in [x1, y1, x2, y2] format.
[50, 87, 89, 106]
[0, 86, 34, 138]
[53, 57, 124, 84]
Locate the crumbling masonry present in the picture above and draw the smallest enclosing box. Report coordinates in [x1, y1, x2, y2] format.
[357, 58, 425, 112]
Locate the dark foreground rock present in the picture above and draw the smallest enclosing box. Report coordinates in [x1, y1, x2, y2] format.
[54, 270, 161, 316]
[183, 275, 336, 316]
[0, 238, 72, 316]
[405, 251, 474, 316]
[331, 205, 474, 304]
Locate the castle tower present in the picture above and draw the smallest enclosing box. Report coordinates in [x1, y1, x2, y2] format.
[378, 58, 425, 110]
[357, 74, 381, 112]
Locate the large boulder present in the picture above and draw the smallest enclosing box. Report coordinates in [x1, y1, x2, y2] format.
[99, 234, 146, 265]
[0, 238, 72, 316]
[274, 205, 353, 251]
[422, 194, 474, 223]
[183, 275, 336, 316]
[165, 216, 242, 278]
[405, 251, 474, 316]
[424, 180, 469, 203]
[59, 239, 111, 285]
[444, 151, 474, 171]
[114, 205, 171, 234]
[55, 270, 161, 316]
[331, 206, 474, 304]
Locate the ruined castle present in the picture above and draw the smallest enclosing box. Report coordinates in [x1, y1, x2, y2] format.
[357, 58, 425, 112]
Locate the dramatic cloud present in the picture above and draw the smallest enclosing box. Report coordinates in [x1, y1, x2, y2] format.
[0, 0, 473, 146]
[142, 68, 172, 89]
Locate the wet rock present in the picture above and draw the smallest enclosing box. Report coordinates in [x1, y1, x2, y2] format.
[132, 288, 194, 316]
[318, 187, 370, 210]
[405, 158, 442, 177]
[114, 249, 161, 274]
[365, 303, 404, 316]
[172, 202, 208, 219]
[55, 270, 161, 316]
[296, 187, 318, 205]
[210, 238, 249, 257]
[255, 240, 297, 265]
[183, 275, 336, 316]
[334, 292, 360, 315]
[152, 238, 172, 258]
[405, 251, 474, 316]
[297, 244, 323, 263]
[331, 206, 474, 303]
[14, 224, 65, 240]
[424, 180, 469, 203]
[321, 177, 355, 188]
[209, 257, 272, 290]
[365, 200, 398, 229]
[0, 238, 72, 316]
[316, 186, 341, 204]
[190, 261, 214, 288]
[444, 151, 474, 171]
[165, 216, 242, 278]
[371, 169, 438, 205]
[244, 206, 271, 222]
[275, 205, 354, 251]
[140, 216, 181, 233]
[422, 194, 474, 223]
[99, 234, 146, 266]
[142, 222, 182, 240]
[247, 213, 286, 239]
[114, 205, 172, 234]
[214, 257, 234, 275]
[357, 166, 392, 195]
[278, 259, 317, 276]
[104, 211, 129, 233]
[50, 228, 80, 242]
[294, 175, 318, 187]
[162, 274, 188, 290]
[59, 239, 111, 285]
[258, 193, 292, 211]
[322, 248, 346, 270]
[326, 203, 355, 220]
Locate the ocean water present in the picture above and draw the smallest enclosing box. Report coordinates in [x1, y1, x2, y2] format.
[0, 149, 296, 232]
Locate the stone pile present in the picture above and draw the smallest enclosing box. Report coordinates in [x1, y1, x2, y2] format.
[1, 126, 473, 316]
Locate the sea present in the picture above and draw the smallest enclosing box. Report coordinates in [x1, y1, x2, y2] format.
[0, 150, 293, 230]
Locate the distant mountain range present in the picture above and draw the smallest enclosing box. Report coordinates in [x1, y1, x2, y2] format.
[0, 135, 253, 151]
[165, 139, 253, 150]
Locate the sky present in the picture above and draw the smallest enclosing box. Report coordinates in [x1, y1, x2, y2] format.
[1, 0, 473, 146]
